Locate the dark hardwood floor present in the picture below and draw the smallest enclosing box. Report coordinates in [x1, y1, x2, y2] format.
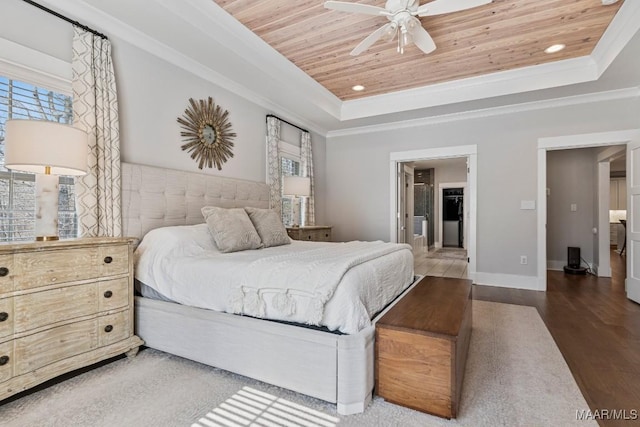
[473, 250, 640, 426]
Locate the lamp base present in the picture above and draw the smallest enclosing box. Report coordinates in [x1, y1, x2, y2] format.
[35, 173, 59, 240]
[35, 235, 60, 241]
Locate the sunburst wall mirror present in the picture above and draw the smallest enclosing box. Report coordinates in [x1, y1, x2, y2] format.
[177, 97, 236, 170]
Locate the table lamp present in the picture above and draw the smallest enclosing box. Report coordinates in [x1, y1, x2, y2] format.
[283, 176, 310, 227]
[4, 119, 88, 241]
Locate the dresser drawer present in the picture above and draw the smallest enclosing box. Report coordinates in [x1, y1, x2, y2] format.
[0, 255, 14, 294]
[98, 278, 129, 312]
[0, 340, 13, 383]
[287, 227, 332, 242]
[99, 311, 130, 347]
[14, 284, 98, 333]
[14, 318, 98, 376]
[99, 245, 129, 277]
[0, 298, 13, 340]
[13, 247, 98, 291]
[310, 229, 332, 242]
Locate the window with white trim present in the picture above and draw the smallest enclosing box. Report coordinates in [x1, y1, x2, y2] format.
[279, 141, 303, 227]
[0, 76, 77, 241]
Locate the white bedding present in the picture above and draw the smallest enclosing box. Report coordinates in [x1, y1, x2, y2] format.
[134, 224, 414, 334]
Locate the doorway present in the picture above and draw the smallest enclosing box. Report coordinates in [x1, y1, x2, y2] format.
[442, 187, 464, 248]
[390, 145, 477, 281]
[537, 129, 640, 298]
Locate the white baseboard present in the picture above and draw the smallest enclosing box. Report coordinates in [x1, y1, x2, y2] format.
[474, 272, 544, 291]
[547, 260, 565, 271]
[547, 259, 596, 273]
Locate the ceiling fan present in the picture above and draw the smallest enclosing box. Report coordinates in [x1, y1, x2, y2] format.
[324, 0, 492, 55]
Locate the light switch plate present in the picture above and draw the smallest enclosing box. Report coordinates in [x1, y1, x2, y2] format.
[571, 204, 577, 212]
[520, 200, 536, 210]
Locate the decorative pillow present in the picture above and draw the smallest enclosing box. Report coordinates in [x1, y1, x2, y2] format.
[245, 207, 291, 248]
[201, 206, 262, 253]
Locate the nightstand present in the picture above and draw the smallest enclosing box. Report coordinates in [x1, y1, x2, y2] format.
[286, 226, 332, 242]
[0, 237, 143, 401]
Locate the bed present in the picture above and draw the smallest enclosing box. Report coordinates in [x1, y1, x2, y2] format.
[122, 162, 415, 415]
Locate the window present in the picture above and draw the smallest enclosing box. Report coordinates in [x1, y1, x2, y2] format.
[281, 156, 301, 227]
[0, 77, 76, 241]
[279, 141, 303, 227]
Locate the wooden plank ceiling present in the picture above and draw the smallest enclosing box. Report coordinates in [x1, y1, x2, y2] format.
[212, 0, 624, 101]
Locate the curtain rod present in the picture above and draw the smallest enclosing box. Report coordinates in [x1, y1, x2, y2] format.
[266, 114, 309, 134]
[22, 0, 108, 40]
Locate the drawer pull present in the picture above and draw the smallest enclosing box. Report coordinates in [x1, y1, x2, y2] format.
[307, 236, 312, 240]
[0, 267, 8, 277]
[0, 312, 7, 322]
[104, 290, 113, 298]
[0, 355, 9, 366]
[104, 256, 113, 264]
[104, 325, 113, 333]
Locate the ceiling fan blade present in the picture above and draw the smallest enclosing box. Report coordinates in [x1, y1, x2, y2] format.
[417, 0, 491, 17]
[350, 23, 393, 56]
[324, 1, 387, 16]
[409, 24, 436, 54]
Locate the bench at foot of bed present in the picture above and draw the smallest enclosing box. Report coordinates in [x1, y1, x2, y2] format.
[375, 276, 472, 419]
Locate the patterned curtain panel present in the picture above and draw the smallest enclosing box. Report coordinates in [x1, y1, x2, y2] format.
[266, 116, 282, 217]
[301, 131, 315, 226]
[72, 28, 122, 237]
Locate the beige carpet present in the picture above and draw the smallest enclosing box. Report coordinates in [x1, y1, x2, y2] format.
[0, 301, 595, 427]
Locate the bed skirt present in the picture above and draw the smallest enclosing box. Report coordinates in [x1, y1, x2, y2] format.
[134, 296, 375, 415]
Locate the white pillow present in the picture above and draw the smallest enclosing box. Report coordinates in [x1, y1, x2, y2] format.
[201, 206, 262, 253]
[245, 207, 291, 248]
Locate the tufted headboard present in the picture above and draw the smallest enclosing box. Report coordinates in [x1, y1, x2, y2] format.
[121, 162, 270, 240]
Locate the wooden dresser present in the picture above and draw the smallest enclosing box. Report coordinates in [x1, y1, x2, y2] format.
[376, 276, 472, 419]
[0, 237, 143, 401]
[286, 226, 332, 242]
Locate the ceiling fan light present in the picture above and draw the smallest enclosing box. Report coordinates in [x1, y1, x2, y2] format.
[352, 85, 365, 91]
[544, 44, 566, 54]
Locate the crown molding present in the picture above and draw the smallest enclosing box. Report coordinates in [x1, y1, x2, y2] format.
[0, 38, 71, 95]
[34, 0, 640, 131]
[37, 0, 332, 136]
[591, 0, 640, 76]
[327, 87, 640, 138]
[341, 56, 598, 120]
[154, 0, 342, 120]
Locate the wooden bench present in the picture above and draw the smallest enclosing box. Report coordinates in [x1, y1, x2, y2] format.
[375, 276, 472, 419]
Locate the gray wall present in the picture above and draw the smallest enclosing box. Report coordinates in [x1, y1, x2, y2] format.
[546, 148, 598, 267]
[326, 98, 640, 278]
[0, 0, 327, 225]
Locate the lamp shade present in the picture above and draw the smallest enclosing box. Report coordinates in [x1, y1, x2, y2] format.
[4, 119, 88, 176]
[283, 176, 310, 197]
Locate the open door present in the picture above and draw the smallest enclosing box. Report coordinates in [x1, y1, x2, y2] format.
[396, 163, 406, 243]
[626, 138, 640, 303]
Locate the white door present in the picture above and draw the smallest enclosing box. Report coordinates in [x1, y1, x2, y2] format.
[626, 138, 640, 303]
[404, 166, 414, 246]
[397, 163, 406, 243]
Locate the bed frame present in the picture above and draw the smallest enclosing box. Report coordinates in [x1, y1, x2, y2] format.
[122, 162, 409, 415]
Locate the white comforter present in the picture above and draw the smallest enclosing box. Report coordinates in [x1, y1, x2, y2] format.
[134, 224, 414, 334]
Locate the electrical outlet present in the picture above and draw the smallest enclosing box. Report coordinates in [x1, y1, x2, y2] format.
[520, 255, 528, 265]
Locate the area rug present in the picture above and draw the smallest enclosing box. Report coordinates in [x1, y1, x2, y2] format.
[0, 301, 595, 427]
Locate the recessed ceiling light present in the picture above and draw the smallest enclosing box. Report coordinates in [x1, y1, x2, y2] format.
[352, 85, 365, 91]
[544, 44, 566, 54]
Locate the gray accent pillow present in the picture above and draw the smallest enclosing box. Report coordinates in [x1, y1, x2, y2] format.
[201, 207, 262, 253]
[245, 207, 291, 248]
